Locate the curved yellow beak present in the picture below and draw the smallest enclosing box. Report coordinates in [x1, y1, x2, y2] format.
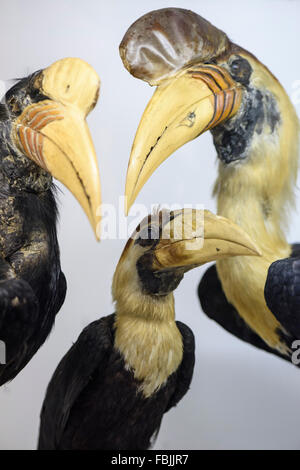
[125, 64, 242, 214]
[152, 209, 261, 271]
[13, 58, 102, 240]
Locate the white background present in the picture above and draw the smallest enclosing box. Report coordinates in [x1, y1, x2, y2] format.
[0, 0, 300, 450]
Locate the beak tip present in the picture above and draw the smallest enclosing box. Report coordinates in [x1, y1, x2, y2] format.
[124, 202, 128, 217]
[92, 217, 101, 241]
[254, 247, 262, 257]
[124, 196, 131, 216]
[245, 238, 261, 257]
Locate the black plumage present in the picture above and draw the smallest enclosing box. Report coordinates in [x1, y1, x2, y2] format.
[0, 190, 66, 385]
[265, 244, 300, 341]
[0, 58, 101, 384]
[0, 77, 66, 385]
[38, 207, 258, 450]
[38, 314, 194, 450]
[198, 243, 300, 362]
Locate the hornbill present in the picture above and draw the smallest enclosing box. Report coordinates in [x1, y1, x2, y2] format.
[119, 8, 300, 360]
[38, 208, 259, 450]
[0, 58, 101, 385]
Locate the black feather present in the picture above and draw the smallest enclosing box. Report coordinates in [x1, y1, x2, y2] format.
[265, 244, 300, 339]
[198, 264, 293, 362]
[38, 314, 195, 450]
[0, 187, 66, 385]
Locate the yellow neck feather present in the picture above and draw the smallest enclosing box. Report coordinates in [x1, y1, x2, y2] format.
[112, 254, 183, 398]
[214, 69, 299, 352]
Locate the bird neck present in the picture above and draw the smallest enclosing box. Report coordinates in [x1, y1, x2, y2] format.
[113, 274, 183, 398]
[214, 171, 290, 352]
[213, 91, 299, 351]
[213, 69, 299, 255]
[214, 166, 291, 258]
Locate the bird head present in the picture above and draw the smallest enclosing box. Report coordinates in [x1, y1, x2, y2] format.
[120, 8, 299, 217]
[0, 58, 101, 239]
[112, 208, 260, 308]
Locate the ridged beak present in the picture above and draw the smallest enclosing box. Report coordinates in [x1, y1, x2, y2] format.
[13, 58, 101, 240]
[152, 209, 261, 271]
[125, 65, 242, 214]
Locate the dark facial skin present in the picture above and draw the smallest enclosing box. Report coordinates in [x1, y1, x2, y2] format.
[5, 72, 46, 119]
[134, 212, 185, 296]
[0, 73, 52, 193]
[137, 252, 184, 296]
[212, 54, 281, 164]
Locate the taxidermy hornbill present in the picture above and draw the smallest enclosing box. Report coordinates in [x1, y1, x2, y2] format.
[0, 58, 101, 385]
[38, 208, 259, 450]
[119, 8, 300, 360]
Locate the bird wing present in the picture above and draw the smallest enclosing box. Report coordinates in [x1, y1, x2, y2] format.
[52, 271, 67, 316]
[165, 321, 195, 412]
[198, 264, 290, 361]
[38, 314, 115, 449]
[0, 224, 66, 385]
[0, 276, 40, 384]
[265, 244, 300, 340]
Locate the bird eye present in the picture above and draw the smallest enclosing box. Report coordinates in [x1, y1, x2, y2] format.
[6, 96, 21, 115]
[229, 56, 252, 86]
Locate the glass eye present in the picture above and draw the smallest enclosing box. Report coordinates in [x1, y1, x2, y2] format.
[7, 96, 21, 114]
[229, 56, 252, 86]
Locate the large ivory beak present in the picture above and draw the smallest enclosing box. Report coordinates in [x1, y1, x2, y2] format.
[152, 209, 260, 271]
[125, 65, 242, 214]
[13, 58, 101, 239]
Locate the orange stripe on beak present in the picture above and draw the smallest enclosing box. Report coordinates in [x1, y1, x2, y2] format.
[189, 65, 242, 131]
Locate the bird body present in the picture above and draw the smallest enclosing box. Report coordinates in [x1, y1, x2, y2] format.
[120, 8, 300, 358]
[0, 157, 66, 384]
[0, 58, 101, 384]
[214, 52, 299, 352]
[38, 208, 259, 449]
[38, 313, 194, 450]
[198, 245, 300, 361]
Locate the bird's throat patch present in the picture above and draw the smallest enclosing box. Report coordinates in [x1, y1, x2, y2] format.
[212, 87, 281, 164]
